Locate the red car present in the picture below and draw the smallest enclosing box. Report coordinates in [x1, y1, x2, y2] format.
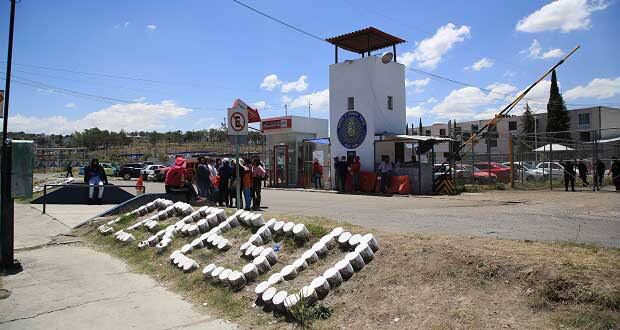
[475, 162, 511, 183]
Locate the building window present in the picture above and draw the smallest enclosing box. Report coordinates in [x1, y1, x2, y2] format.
[509, 121, 517, 131]
[580, 131, 591, 142]
[578, 113, 590, 126]
[471, 124, 479, 132]
[439, 128, 446, 136]
[425, 130, 431, 136]
[387, 96, 393, 110]
[347, 97, 354, 110]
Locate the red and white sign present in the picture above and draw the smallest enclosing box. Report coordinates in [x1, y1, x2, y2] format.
[232, 99, 261, 123]
[227, 107, 248, 136]
[261, 117, 292, 131]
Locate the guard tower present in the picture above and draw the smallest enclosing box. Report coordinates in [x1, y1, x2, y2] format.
[327, 27, 406, 172]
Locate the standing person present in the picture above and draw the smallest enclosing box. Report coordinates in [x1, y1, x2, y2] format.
[84, 158, 108, 204]
[312, 158, 323, 189]
[218, 158, 232, 207]
[65, 161, 73, 178]
[229, 159, 238, 208]
[577, 160, 589, 187]
[252, 157, 266, 210]
[563, 160, 576, 192]
[377, 156, 393, 194]
[351, 156, 361, 192]
[595, 159, 606, 188]
[609, 156, 620, 191]
[241, 159, 252, 210]
[332, 157, 340, 191]
[336, 156, 348, 192]
[207, 158, 218, 202]
[196, 157, 210, 198]
[165, 156, 202, 203]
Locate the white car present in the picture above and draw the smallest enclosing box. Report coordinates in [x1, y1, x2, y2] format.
[501, 162, 545, 181]
[141, 164, 165, 181]
[534, 162, 580, 178]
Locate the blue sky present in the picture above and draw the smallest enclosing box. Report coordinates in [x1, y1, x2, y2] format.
[0, 0, 619, 134]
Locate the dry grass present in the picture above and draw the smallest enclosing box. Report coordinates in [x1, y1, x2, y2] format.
[79, 210, 620, 329]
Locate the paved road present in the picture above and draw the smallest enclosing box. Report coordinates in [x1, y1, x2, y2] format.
[0, 204, 236, 330]
[259, 189, 620, 248]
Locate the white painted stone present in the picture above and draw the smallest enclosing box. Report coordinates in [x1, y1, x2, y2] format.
[218, 268, 232, 286]
[244, 245, 256, 259]
[361, 233, 379, 252]
[239, 242, 252, 254]
[217, 239, 231, 252]
[196, 219, 209, 233]
[253, 255, 271, 274]
[206, 214, 219, 228]
[301, 250, 319, 264]
[251, 246, 265, 259]
[180, 244, 193, 255]
[228, 271, 246, 291]
[226, 215, 240, 228]
[248, 233, 263, 246]
[217, 221, 231, 233]
[213, 208, 227, 223]
[338, 231, 352, 249]
[354, 242, 374, 263]
[267, 272, 283, 286]
[345, 251, 365, 272]
[250, 213, 265, 227]
[265, 218, 277, 230]
[138, 241, 149, 249]
[284, 294, 299, 310]
[280, 265, 298, 281]
[257, 225, 272, 242]
[187, 224, 200, 237]
[299, 286, 318, 304]
[282, 222, 295, 236]
[261, 287, 277, 306]
[191, 238, 204, 249]
[311, 241, 328, 258]
[348, 234, 363, 247]
[335, 259, 354, 281]
[310, 276, 330, 300]
[272, 221, 285, 234]
[293, 224, 310, 242]
[272, 290, 288, 311]
[292, 258, 308, 272]
[260, 247, 278, 266]
[331, 227, 344, 239]
[182, 215, 194, 224]
[254, 281, 270, 298]
[203, 264, 217, 280]
[242, 263, 259, 282]
[323, 267, 343, 288]
[211, 266, 224, 284]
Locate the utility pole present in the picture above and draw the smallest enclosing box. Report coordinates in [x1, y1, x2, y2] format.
[1, 0, 18, 272]
[307, 100, 312, 118]
[284, 104, 288, 116]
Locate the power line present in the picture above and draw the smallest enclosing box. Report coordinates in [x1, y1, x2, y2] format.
[230, 0, 325, 42]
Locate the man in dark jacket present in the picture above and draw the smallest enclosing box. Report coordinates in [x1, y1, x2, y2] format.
[196, 157, 210, 199]
[336, 156, 348, 192]
[577, 160, 589, 187]
[562, 160, 575, 192]
[84, 158, 108, 204]
[218, 158, 232, 207]
[595, 160, 605, 188]
[610, 156, 620, 191]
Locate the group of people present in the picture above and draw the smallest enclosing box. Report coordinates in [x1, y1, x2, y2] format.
[331, 155, 394, 194]
[562, 157, 620, 192]
[190, 155, 266, 210]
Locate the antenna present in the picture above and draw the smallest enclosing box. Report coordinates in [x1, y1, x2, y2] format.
[381, 52, 394, 64]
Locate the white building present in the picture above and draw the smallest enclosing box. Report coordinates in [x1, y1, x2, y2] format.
[327, 27, 407, 172]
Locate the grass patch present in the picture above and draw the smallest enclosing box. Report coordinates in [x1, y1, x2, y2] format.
[289, 294, 332, 328]
[557, 308, 620, 330]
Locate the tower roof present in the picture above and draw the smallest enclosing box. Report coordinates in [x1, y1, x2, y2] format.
[326, 27, 405, 54]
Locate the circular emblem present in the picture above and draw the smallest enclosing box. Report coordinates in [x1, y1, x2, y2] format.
[230, 112, 246, 132]
[337, 111, 367, 149]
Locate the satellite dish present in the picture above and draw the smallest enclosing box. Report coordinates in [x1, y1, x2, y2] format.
[381, 52, 394, 64]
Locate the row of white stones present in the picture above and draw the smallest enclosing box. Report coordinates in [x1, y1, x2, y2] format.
[254, 229, 379, 312]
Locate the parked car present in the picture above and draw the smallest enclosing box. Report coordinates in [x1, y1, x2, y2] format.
[501, 162, 544, 182]
[141, 164, 165, 180]
[78, 162, 116, 176]
[474, 162, 512, 183]
[433, 164, 497, 184]
[534, 161, 579, 178]
[118, 163, 145, 180]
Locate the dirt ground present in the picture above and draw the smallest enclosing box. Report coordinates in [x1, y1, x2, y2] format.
[81, 208, 620, 330]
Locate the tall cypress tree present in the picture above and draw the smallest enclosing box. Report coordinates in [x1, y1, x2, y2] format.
[545, 70, 571, 142]
[520, 102, 536, 153]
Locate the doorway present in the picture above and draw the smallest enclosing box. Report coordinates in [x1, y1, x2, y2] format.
[274, 145, 288, 187]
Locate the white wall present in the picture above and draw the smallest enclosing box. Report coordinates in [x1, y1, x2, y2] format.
[329, 56, 406, 172]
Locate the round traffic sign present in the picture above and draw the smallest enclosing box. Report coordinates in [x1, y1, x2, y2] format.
[230, 111, 246, 132]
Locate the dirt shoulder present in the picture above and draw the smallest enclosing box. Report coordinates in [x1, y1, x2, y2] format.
[78, 210, 620, 329]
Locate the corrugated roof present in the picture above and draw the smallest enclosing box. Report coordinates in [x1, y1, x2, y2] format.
[326, 27, 405, 54]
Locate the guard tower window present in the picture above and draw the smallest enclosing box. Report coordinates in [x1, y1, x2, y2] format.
[425, 130, 431, 136]
[509, 121, 517, 131]
[347, 97, 354, 110]
[439, 128, 446, 136]
[471, 124, 479, 132]
[387, 96, 393, 110]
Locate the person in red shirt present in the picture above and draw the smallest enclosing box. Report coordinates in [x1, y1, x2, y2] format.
[351, 156, 361, 192]
[241, 158, 253, 210]
[312, 159, 323, 189]
[165, 157, 202, 203]
[251, 157, 266, 210]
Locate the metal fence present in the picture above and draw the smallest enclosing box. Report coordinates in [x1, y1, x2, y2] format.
[437, 127, 620, 192]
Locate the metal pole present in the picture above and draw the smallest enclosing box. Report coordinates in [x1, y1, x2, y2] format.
[509, 133, 514, 189]
[43, 185, 47, 214]
[487, 137, 492, 189]
[235, 142, 241, 210]
[534, 118, 538, 163]
[1, 0, 18, 272]
[549, 140, 553, 190]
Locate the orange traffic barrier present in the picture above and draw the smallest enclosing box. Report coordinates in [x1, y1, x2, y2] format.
[136, 176, 145, 194]
[360, 172, 376, 192]
[391, 175, 411, 195]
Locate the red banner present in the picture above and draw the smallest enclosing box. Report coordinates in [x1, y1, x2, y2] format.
[232, 99, 261, 123]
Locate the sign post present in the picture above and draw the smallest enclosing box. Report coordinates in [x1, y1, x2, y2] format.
[228, 107, 248, 210]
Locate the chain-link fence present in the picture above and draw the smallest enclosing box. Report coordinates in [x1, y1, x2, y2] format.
[436, 127, 620, 193]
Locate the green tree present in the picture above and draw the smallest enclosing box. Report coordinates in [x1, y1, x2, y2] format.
[545, 70, 571, 142]
[519, 102, 536, 153]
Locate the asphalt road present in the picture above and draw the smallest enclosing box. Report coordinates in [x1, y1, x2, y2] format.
[258, 189, 620, 248]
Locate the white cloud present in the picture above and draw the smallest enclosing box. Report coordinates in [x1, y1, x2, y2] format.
[260, 74, 282, 91]
[541, 48, 565, 59]
[565, 77, 620, 100]
[133, 96, 147, 103]
[465, 57, 494, 71]
[280, 95, 292, 104]
[522, 39, 565, 60]
[405, 78, 430, 93]
[428, 83, 518, 120]
[397, 23, 471, 70]
[252, 101, 271, 110]
[289, 89, 329, 111]
[406, 106, 426, 119]
[146, 24, 157, 31]
[64, 102, 77, 109]
[281, 75, 308, 93]
[516, 0, 610, 33]
[5, 100, 192, 134]
[114, 22, 130, 29]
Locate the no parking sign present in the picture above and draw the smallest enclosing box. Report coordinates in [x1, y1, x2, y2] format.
[228, 107, 248, 145]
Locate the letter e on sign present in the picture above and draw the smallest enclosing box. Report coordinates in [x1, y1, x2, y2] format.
[227, 107, 248, 136]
